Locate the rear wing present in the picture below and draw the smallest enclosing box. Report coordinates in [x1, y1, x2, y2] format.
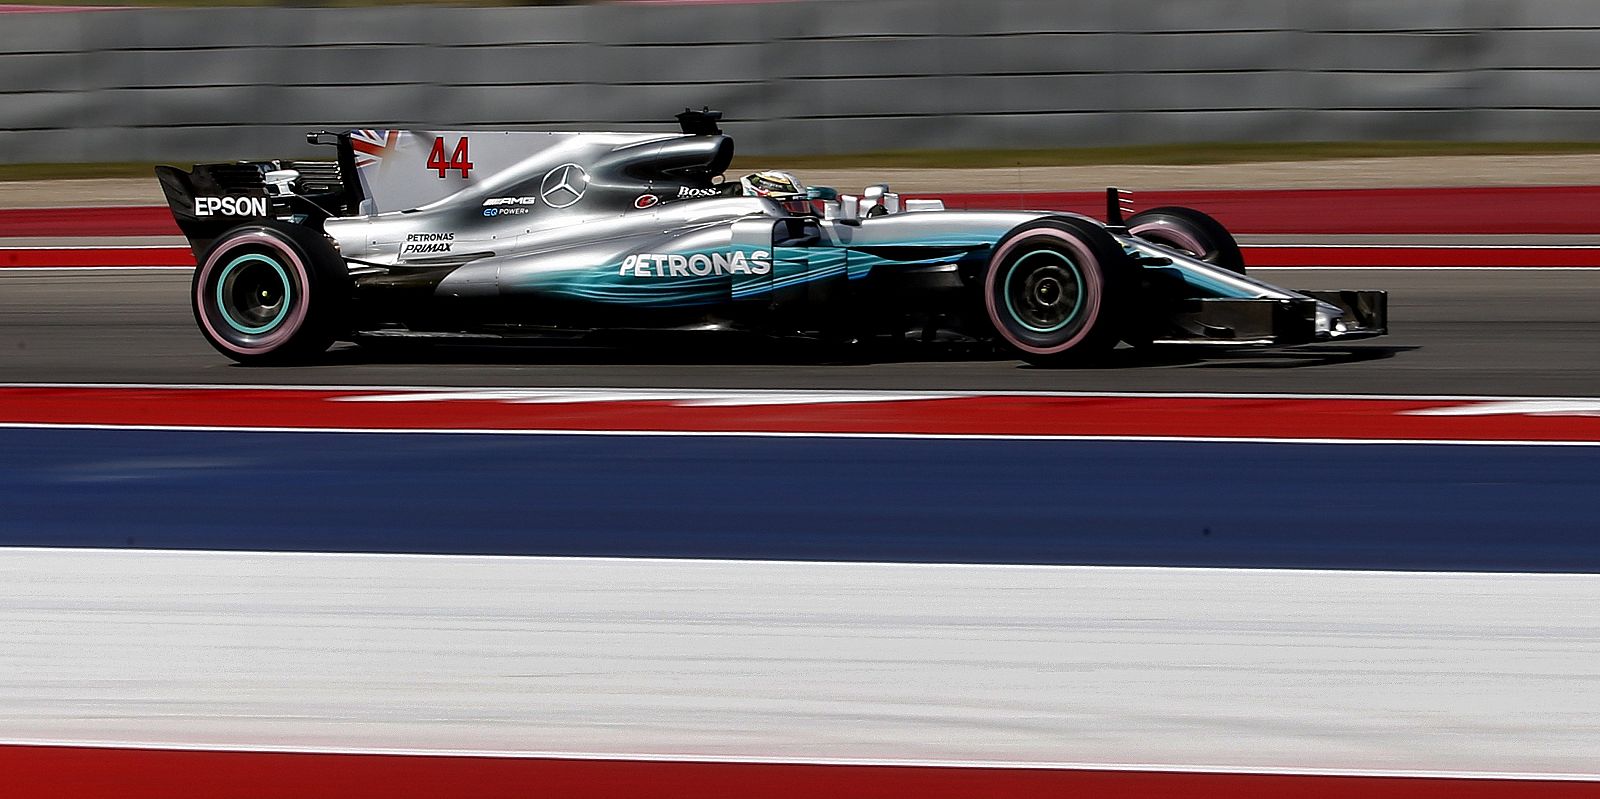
[155, 131, 363, 257]
[157, 114, 736, 254]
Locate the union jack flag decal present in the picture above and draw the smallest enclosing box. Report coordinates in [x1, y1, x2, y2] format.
[349, 129, 402, 170]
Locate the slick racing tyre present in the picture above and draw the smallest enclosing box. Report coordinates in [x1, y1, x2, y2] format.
[192, 221, 350, 364]
[1126, 206, 1245, 274]
[983, 217, 1136, 366]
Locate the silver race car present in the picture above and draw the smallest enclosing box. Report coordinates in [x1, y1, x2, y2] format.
[157, 110, 1387, 365]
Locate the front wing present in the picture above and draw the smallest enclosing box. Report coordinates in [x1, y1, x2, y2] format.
[1151, 290, 1389, 346]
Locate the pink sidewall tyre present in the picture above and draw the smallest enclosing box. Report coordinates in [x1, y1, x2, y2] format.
[983, 217, 1135, 366]
[191, 221, 348, 364]
[1127, 206, 1245, 275]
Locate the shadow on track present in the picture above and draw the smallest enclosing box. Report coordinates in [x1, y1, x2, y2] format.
[250, 336, 1416, 373]
[1189, 345, 1416, 370]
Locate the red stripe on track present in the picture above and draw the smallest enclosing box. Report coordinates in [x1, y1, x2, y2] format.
[0, 246, 193, 268]
[1245, 245, 1600, 268]
[932, 185, 1600, 235]
[1, 387, 1597, 443]
[7, 185, 1600, 238]
[3, 745, 1593, 799]
[0, 206, 178, 237]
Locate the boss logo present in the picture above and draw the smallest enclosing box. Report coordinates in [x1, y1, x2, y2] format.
[676, 186, 719, 199]
[193, 196, 268, 217]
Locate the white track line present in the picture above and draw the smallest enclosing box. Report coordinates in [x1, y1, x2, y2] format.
[1248, 243, 1600, 250]
[0, 544, 1583, 582]
[3, 550, 1596, 777]
[2, 422, 1597, 447]
[0, 245, 182, 250]
[4, 381, 1596, 402]
[0, 265, 191, 272]
[1255, 265, 1600, 271]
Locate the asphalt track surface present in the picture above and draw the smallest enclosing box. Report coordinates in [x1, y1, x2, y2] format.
[1, 267, 1598, 396]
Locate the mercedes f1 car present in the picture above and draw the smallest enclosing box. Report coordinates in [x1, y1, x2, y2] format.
[156, 110, 1387, 365]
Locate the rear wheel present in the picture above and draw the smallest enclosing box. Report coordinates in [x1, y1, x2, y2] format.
[983, 217, 1136, 366]
[1127, 206, 1245, 274]
[192, 221, 349, 364]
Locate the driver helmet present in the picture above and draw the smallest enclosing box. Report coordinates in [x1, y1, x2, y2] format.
[740, 170, 811, 214]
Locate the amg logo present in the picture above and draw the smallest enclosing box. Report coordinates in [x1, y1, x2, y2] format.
[677, 186, 719, 199]
[193, 196, 268, 217]
[483, 197, 538, 207]
[621, 250, 771, 278]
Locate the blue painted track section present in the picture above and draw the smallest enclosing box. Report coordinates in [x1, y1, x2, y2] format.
[2, 428, 1597, 572]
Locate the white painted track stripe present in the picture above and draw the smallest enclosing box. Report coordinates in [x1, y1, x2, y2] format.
[3, 381, 1596, 402]
[1255, 265, 1600, 271]
[0, 245, 180, 250]
[1247, 243, 1600, 250]
[3, 550, 1596, 777]
[0, 266, 190, 272]
[3, 420, 1598, 447]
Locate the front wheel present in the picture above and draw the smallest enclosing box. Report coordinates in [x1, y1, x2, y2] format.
[983, 217, 1136, 366]
[1127, 206, 1245, 274]
[192, 221, 350, 364]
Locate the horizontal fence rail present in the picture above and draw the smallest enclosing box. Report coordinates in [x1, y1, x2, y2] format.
[1, 0, 1598, 162]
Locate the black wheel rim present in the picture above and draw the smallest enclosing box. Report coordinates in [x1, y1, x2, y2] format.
[1002, 249, 1085, 333]
[216, 253, 292, 334]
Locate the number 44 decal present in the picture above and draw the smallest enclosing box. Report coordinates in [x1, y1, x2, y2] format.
[426, 136, 474, 179]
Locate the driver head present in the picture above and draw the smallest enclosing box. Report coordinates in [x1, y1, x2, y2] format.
[740, 170, 811, 214]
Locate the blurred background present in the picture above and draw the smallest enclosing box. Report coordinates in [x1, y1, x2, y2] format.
[4, 3, 1600, 797]
[4, 0, 1600, 166]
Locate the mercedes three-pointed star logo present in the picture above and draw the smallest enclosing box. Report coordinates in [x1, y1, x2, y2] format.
[539, 163, 589, 209]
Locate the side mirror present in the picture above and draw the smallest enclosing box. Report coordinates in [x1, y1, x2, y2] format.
[806, 186, 839, 201]
[860, 184, 899, 216]
[833, 194, 861, 226]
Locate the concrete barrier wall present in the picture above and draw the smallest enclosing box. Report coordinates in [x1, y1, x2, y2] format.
[2, 0, 1599, 163]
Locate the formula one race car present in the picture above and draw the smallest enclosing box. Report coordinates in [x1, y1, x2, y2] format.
[156, 110, 1387, 365]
